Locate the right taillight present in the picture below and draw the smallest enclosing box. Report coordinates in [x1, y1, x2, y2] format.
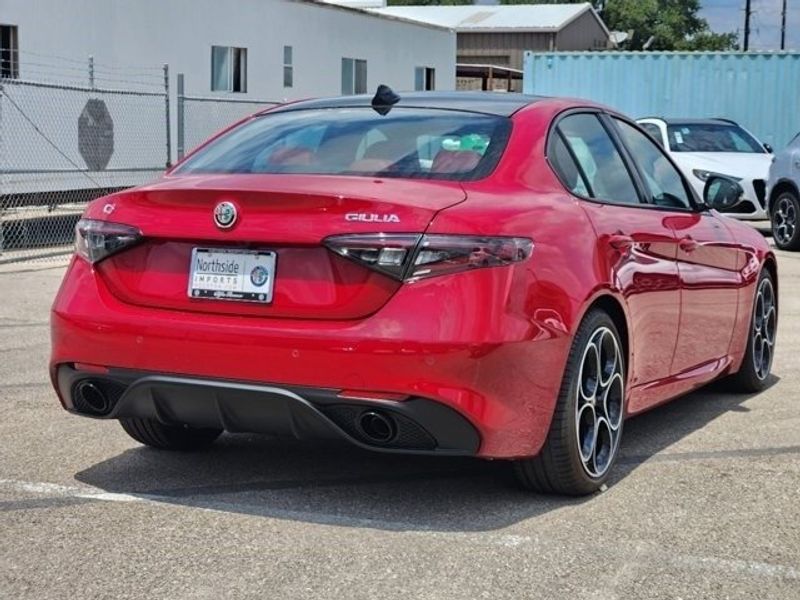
[324, 233, 533, 281]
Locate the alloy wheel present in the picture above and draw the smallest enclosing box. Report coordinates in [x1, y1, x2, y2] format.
[575, 327, 624, 479]
[752, 277, 777, 381]
[773, 196, 797, 247]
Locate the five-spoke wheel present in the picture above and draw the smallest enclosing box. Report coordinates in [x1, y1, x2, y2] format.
[575, 327, 624, 479]
[772, 192, 800, 251]
[514, 309, 626, 495]
[728, 268, 777, 393]
[752, 276, 777, 381]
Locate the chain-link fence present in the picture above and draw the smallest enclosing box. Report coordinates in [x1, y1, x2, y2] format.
[176, 73, 279, 160]
[0, 65, 283, 265]
[0, 63, 169, 264]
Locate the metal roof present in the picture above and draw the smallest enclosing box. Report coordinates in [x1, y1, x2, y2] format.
[300, 0, 452, 32]
[268, 91, 543, 117]
[368, 3, 606, 34]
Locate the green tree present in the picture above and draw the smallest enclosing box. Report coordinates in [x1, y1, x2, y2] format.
[493, 0, 737, 51]
[603, 0, 736, 50]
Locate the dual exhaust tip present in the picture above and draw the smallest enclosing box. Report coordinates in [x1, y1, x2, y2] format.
[73, 379, 400, 445]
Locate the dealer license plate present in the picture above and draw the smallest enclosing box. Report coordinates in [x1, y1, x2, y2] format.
[188, 248, 276, 304]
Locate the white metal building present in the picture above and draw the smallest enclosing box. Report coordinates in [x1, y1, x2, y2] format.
[0, 0, 456, 179]
[0, 0, 456, 99]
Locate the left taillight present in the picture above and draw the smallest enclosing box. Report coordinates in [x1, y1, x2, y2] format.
[75, 219, 142, 264]
[325, 233, 533, 282]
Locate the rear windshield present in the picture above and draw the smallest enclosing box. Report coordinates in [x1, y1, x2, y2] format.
[175, 107, 511, 181]
[666, 123, 765, 153]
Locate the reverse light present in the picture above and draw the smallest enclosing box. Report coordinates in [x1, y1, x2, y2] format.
[75, 219, 142, 264]
[325, 233, 533, 281]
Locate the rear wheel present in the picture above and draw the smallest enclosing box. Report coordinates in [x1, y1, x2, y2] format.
[514, 309, 625, 495]
[119, 418, 222, 451]
[771, 191, 800, 250]
[727, 269, 777, 393]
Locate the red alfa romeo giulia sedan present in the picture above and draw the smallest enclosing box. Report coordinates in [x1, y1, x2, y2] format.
[50, 89, 777, 495]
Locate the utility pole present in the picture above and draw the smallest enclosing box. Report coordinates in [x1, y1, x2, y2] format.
[781, 0, 788, 50]
[744, 0, 752, 51]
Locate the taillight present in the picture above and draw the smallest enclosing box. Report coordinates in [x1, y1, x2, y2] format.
[75, 219, 142, 264]
[322, 234, 420, 280]
[325, 233, 532, 281]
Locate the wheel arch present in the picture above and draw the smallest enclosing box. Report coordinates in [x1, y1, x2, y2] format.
[763, 253, 779, 308]
[577, 293, 631, 375]
[768, 178, 799, 213]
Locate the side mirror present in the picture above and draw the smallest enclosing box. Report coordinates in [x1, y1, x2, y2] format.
[703, 176, 745, 212]
[764, 143, 774, 153]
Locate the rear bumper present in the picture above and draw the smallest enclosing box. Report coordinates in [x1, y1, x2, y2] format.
[50, 257, 572, 458]
[56, 365, 480, 455]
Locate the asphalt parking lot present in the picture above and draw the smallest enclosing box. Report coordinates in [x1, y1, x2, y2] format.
[1, 246, 799, 600]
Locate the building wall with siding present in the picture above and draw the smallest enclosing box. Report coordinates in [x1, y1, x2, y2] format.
[556, 11, 610, 51]
[457, 32, 554, 69]
[456, 12, 609, 71]
[0, 0, 456, 163]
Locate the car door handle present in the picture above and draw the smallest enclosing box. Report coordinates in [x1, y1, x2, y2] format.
[608, 233, 634, 249]
[679, 236, 699, 253]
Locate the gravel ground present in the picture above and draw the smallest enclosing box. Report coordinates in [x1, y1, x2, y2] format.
[1, 248, 798, 600]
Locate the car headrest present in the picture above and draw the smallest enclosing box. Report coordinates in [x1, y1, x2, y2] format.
[431, 150, 481, 174]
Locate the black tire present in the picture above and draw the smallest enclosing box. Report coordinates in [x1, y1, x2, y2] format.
[513, 309, 626, 496]
[726, 268, 777, 393]
[119, 418, 222, 450]
[771, 190, 800, 251]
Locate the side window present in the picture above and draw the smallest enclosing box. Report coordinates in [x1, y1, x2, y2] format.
[549, 133, 589, 196]
[556, 114, 641, 205]
[640, 123, 664, 147]
[614, 119, 692, 210]
[729, 130, 756, 152]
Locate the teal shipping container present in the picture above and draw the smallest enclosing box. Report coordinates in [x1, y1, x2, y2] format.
[523, 51, 800, 148]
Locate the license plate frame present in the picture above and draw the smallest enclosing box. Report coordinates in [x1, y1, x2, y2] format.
[188, 247, 276, 304]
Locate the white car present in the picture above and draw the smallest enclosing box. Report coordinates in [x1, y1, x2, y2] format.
[636, 118, 773, 220]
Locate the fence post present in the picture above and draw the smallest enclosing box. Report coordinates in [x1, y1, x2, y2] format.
[88, 55, 95, 90]
[163, 64, 172, 169]
[0, 79, 4, 255]
[176, 73, 185, 161]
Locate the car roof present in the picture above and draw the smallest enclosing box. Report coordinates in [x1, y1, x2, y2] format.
[266, 91, 546, 117]
[639, 117, 741, 126]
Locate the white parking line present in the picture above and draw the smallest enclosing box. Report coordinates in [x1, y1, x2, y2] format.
[5, 480, 143, 503]
[2, 477, 799, 582]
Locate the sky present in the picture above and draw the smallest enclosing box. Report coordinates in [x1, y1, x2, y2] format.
[700, 0, 799, 50]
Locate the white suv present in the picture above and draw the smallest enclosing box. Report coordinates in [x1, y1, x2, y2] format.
[637, 118, 772, 220]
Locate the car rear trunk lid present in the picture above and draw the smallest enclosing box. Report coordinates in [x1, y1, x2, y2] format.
[90, 174, 466, 319]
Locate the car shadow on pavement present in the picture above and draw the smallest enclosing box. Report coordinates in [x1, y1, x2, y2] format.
[75, 375, 779, 532]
